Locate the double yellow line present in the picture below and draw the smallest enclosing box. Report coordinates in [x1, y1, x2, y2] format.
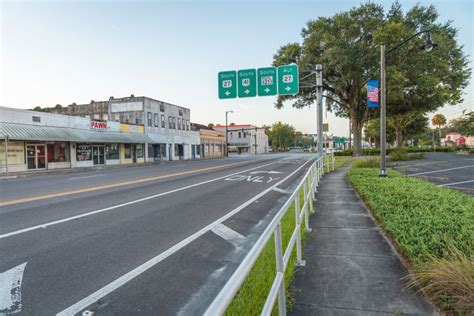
[0, 160, 254, 207]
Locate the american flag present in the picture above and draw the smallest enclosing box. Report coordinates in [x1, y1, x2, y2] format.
[368, 88, 379, 102]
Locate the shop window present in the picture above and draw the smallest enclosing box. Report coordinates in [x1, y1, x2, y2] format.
[76, 144, 92, 161]
[238, 132, 242, 138]
[136, 144, 144, 158]
[154, 113, 158, 127]
[47, 142, 69, 162]
[106, 144, 119, 160]
[196, 145, 201, 155]
[124, 144, 132, 159]
[161, 115, 165, 128]
[148, 144, 155, 158]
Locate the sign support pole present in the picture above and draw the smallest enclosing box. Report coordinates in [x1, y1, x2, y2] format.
[315, 65, 323, 158]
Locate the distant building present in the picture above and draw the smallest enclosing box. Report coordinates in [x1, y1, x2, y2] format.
[214, 124, 269, 155]
[47, 95, 200, 161]
[191, 123, 226, 159]
[0, 106, 153, 172]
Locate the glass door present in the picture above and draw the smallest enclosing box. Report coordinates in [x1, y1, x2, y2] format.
[27, 144, 46, 169]
[27, 145, 36, 169]
[37, 145, 46, 169]
[92, 145, 105, 165]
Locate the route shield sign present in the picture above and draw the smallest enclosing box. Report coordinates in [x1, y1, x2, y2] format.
[218, 71, 237, 99]
[238, 69, 257, 98]
[278, 64, 299, 95]
[257, 67, 277, 96]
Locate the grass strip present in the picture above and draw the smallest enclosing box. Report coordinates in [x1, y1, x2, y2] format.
[225, 187, 308, 315]
[347, 167, 474, 313]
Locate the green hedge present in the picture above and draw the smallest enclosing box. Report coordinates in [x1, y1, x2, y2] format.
[347, 168, 474, 265]
[334, 146, 459, 156]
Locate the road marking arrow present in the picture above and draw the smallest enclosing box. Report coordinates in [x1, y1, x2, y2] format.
[0, 262, 27, 314]
[225, 91, 230, 96]
[285, 86, 291, 92]
[264, 87, 270, 93]
[244, 89, 250, 94]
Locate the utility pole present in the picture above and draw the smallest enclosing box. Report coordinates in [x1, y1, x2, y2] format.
[225, 111, 233, 157]
[315, 64, 323, 158]
[4, 135, 8, 176]
[254, 127, 257, 155]
[380, 44, 387, 177]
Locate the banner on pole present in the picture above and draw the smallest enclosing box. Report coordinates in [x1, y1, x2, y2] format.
[367, 80, 379, 108]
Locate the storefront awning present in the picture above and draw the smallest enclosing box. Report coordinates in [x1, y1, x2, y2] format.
[0, 122, 155, 144]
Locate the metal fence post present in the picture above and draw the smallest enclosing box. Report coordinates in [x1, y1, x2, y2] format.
[274, 223, 286, 316]
[294, 195, 305, 265]
[332, 153, 335, 171]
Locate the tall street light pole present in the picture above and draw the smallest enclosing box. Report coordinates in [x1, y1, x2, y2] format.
[225, 110, 233, 157]
[379, 30, 436, 177]
[315, 64, 323, 158]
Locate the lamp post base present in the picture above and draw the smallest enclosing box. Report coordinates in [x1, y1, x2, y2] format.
[379, 169, 388, 177]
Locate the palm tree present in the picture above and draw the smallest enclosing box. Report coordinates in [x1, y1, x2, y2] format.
[431, 114, 447, 146]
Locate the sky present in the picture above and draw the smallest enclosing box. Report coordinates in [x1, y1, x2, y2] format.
[1, 0, 473, 137]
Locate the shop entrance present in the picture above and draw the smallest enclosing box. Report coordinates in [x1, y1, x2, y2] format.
[92, 145, 105, 165]
[27, 144, 46, 169]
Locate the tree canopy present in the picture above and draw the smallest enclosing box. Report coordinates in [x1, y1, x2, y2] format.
[272, 1, 470, 155]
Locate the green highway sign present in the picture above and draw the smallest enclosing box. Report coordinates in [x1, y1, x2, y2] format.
[218, 71, 237, 99]
[238, 69, 257, 98]
[218, 64, 299, 99]
[278, 64, 299, 95]
[257, 67, 277, 96]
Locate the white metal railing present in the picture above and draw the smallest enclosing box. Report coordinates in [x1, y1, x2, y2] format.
[205, 153, 335, 316]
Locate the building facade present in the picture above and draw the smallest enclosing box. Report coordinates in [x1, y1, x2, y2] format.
[214, 124, 269, 155]
[191, 123, 226, 159]
[0, 107, 153, 173]
[50, 95, 201, 161]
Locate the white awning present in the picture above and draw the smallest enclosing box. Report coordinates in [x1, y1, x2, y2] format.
[0, 122, 155, 144]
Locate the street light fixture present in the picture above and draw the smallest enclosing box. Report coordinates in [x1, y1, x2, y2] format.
[379, 30, 436, 177]
[225, 110, 233, 157]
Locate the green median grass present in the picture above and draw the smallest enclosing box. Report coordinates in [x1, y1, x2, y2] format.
[225, 186, 309, 315]
[334, 156, 354, 169]
[347, 167, 474, 314]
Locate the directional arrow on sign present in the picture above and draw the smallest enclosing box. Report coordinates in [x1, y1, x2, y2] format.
[0, 262, 27, 314]
[285, 86, 291, 92]
[264, 87, 270, 93]
[244, 89, 250, 94]
[225, 91, 230, 96]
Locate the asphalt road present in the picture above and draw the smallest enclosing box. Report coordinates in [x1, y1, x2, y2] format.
[388, 152, 474, 195]
[0, 154, 314, 315]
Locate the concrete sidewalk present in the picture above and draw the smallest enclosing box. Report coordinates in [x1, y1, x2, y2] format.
[290, 165, 437, 315]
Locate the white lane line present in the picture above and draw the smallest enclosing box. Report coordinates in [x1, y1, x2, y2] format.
[393, 161, 447, 168]
[408, 165, 474, 176]
[272, 187, 292, 195]
[56, 158, 313, 316]
[438, 180, 474, 187]
[211, 223, 246, 248]
[69, 174, 105, 180]
[0, 262, 27, 314]
[0, 160, 280, 240]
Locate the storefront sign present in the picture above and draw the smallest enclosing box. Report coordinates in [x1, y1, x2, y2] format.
[120, 123, 144, 134]
[0, 141, 25, 164]
[76, 144, 92, 161]
[90, 121, 107, 129]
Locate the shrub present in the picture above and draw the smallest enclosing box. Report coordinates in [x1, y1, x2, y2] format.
[409, 245, 474, 314]
[352, 157, 379, 168]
